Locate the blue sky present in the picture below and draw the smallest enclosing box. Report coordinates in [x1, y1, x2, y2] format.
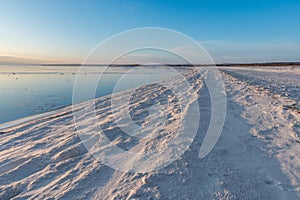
[0, 0, 299, 64]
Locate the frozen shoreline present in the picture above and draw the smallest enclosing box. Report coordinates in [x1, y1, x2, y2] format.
[0, 67, 299, 199]
[0, 66, 181, 124]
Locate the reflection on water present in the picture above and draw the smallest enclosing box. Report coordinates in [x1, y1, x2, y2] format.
[0, 66, 190, 124]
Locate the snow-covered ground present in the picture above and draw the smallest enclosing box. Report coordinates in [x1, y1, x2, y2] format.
[0, 66, 299, 199]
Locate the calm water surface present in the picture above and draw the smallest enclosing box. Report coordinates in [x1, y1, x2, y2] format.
[0, 65, 189, 124]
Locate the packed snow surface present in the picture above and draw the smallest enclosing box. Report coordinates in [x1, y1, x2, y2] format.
[0, 66, 299, 199]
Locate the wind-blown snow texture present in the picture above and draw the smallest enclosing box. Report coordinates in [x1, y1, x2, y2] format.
[0, 66, 299, 199]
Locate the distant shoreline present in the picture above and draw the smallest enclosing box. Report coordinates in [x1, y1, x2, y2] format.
[39, 62, 300, 67]
[1, 62, 299, 68]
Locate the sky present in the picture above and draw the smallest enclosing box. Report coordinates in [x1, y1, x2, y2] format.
[0, 0, 300, 64]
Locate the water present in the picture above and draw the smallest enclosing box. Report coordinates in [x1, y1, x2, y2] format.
[0, 65, 188, 124]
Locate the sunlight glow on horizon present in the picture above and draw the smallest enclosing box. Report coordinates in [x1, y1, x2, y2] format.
[0, 0, 299, 64]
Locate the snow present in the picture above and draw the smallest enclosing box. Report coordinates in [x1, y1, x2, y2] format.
[0, 66, 299, 199]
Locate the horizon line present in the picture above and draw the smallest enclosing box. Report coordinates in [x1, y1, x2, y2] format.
[1, 61, 299, 67]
